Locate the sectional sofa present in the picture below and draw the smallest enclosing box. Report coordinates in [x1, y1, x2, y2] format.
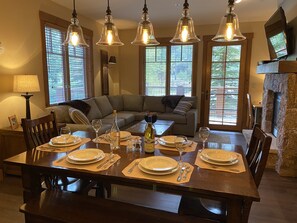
[46, 95, 198, 137]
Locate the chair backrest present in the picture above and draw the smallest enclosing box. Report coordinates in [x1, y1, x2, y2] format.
[21, 111, 59, 150]
[246, 93, 254, 129]
[246, 124, 272, 187]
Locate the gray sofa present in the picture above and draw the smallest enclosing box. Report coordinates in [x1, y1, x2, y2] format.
[46, 95, 198, 137]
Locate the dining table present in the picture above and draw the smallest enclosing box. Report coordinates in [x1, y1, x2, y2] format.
[4, 130, 259, 223]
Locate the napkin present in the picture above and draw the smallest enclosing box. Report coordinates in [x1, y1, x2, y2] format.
[195, 151, 246, 173]
[53, 153, 121, 172]
[122, 159, 194, 184]
[36, 137, 91, 153]
[155, 140, 197, 153]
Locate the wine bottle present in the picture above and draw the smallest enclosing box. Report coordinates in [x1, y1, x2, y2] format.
[144, 115, 155, 154]
[110, 110, 120, 150]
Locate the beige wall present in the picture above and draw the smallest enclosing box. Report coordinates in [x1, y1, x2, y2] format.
[0, 0, 105, 128]
[117, 21, 270, 122]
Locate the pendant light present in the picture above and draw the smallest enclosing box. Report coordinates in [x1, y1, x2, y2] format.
[131, 0, 159, 46]
[170, 0, 200, 44]
[96, 0, 124, 46]
[63, 0, 89, 47]
[212, 0, 246, 42]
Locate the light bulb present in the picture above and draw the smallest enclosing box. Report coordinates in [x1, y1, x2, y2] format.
[142, 28, 149, 44]
[225, 23, 234, 41]
[181, 25, 189, 42]
[107, 30, 113, 45]
[70, 32, 79, 46]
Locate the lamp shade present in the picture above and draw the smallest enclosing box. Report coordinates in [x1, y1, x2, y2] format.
[13, 75, 40, 93]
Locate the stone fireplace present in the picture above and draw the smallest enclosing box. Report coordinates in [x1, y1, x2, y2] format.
[257, 60, 297, 177]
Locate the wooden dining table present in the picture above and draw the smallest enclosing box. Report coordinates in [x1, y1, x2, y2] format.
[4, 131, 259, 223]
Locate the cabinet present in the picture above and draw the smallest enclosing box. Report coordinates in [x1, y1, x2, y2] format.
[0, 126, 26, 177]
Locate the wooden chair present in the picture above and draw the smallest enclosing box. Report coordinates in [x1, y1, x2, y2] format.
[21, 112, 93, 193]
[178, 124, 272, 223]
[247, 93, 254, 129]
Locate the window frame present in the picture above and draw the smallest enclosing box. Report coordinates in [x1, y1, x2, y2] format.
[39, 11, 94, 106]
[139, 37, 198, 96]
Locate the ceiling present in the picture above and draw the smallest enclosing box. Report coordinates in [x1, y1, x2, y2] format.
[51, 0, 280, 29]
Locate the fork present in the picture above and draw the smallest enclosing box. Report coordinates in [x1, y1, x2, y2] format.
[128, 161, 139, 174]
[177, 166, 186, 182]
[182, 166, 191, 180]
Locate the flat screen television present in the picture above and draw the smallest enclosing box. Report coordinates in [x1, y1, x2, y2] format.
[264, 7, 293, 60]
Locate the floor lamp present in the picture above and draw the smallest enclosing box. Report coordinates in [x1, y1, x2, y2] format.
[13, 75, 40, 119]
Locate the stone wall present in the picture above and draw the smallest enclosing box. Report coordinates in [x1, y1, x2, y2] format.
[262, 73, 297, 177]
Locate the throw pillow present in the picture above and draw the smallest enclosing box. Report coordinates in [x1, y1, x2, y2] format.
[69, 108, 91, 125]
[173, 101, 193, 115]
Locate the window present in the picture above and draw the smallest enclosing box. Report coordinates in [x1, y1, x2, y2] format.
[40, 11, 94, 106]
[140, 38, 197, 96]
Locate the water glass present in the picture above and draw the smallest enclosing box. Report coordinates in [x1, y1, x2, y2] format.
[92, 119, 102, 143]
[199, 127, 210, 150]
[126, 139, 136, 152]
[105, 129, 115, 162]
[60, 126, 71, 144]
[175, 136, 188, 167]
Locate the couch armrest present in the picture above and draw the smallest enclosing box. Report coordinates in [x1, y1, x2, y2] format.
[186, 109, 198, 134]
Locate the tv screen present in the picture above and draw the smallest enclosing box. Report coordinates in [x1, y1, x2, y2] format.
[264, 7, 291, 60]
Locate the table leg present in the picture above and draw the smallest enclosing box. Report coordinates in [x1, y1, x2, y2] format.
[226, 198, 243, 223]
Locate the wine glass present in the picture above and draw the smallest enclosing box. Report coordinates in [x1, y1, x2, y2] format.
[199, 127, 210, 150]
[175, 136, 188, 167]
[104, 129, 115, 162]
[60, 126, 71, 144]
[92, 119, 102, 143]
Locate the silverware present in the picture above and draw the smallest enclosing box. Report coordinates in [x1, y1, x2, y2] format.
[96, 159, 110, 169]
[183, 166, 191, 180]
[210, 165, 240, 172]
[177, 166, 186, 182]
[56, 156, 65, 163]
[128, 161, 139, 174]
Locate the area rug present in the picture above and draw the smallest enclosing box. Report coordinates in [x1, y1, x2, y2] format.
[190, 132, 231, 144]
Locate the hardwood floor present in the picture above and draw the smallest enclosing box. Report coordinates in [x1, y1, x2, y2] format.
[1, 131, 296, 223]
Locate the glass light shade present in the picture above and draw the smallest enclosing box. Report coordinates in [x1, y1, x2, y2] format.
[212, 12, 246, 42]
[131, 13, 159, 46]
[63, 18, 89, 47]
[13, 75, 40, 93]
[96, 15, 124, 46]
[170, 10, 200, 44]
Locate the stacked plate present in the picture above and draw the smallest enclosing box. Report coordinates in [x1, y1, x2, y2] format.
[49, 135, 82, 147]
[119, 131, 132, 141]
[158, 135, 192, 148]
[138, 156, 179, 175]
[199, 149, 238, 166]
[66, 149, 105, 165]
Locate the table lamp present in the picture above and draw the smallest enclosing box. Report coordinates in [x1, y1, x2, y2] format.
[13, 75, 40, 119]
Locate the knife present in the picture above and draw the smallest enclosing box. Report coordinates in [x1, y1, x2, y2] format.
[96, 159, 110, 169]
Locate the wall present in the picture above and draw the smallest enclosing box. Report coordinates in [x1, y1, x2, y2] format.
[0, 0, 105, 128]
[118, 21, 270, 123]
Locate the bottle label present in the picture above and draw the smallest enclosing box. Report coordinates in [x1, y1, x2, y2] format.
[144, 141, 155, 153]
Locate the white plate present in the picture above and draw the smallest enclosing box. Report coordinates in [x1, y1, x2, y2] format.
[201, 149, 238, 163]
[120, 131, 131, 139]
[67, 149, 105, 162]
[158, 139, 193, 148]
[66, 156, 104, 165]
[138, 163, 179, 175]
[139, 156, 178, 172]
[158, 135, 177, 145]
[199, 153, 239, 166]
[49, 136, 82, 147]
[50, 135, 79, 145]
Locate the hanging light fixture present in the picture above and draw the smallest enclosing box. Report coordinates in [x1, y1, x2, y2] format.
[131, 0, 159, 46]
[63, 0, 89, 47]
[96, 0, 124, 46]
[170, 0, 200, 44]
[212, 0, 246, 42]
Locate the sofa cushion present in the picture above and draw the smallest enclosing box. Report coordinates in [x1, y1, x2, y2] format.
[58, 100, 90, 115]
[143, 96, 165, 113]
[83, 98, 103, 120]
[161, 95, 184, 109]
[123, 95, 144, 112]
[180, 96, 197, 109]
[173, 101, 193, 115]
[69, 108, 91, 125]
[46, 105, 73, 123]
[108, 95, 124, 111]
[94, 96, 114, 117]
